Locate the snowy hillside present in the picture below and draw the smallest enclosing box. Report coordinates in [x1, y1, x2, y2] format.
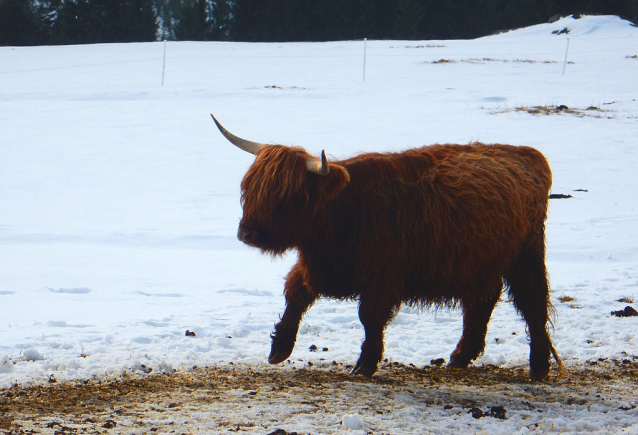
[1, 14, 637, 434]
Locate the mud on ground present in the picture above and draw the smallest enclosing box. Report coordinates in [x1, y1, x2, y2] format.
[1, 359, 637, 434]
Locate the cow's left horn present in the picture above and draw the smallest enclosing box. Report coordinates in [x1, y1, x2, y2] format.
[211, 114, 266, 155]
[306, 150, 329, 176]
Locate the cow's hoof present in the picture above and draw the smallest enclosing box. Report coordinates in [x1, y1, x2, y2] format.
[351, 363, 377, 377]
[268, 351, 291, 365]
[529, 354, 551, 381]
[447, 354, 471, 369]
[268, 340, 294, 364]
[268, 329, 296, 364]
[529, 366, 550, 382]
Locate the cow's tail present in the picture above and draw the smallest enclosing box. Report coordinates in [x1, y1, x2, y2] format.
[551, 344, 567, 377]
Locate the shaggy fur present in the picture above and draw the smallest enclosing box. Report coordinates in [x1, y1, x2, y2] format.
[235, 142, 561, 381]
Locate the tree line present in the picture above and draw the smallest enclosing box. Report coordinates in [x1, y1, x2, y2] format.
[1, 0, 637, 46]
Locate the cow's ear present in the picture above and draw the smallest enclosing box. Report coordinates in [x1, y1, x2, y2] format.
[318, 164, 350, 203]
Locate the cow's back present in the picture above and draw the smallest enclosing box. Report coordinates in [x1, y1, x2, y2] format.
[306, 143, 551, 301]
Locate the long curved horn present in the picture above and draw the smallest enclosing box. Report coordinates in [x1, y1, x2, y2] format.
[211, 114, 266, 155]
[306, 150, 329, 176]
[212, 114, 329, 176]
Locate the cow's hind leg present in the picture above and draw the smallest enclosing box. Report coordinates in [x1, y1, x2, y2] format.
[268, 264, 317, 364]
[352, 295, 400, 377]
[448, 284, 501, 369]
[505, 243, 555, 381]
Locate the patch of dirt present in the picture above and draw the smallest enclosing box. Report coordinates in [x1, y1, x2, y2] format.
[519, 105, 584, 116]
[399, 44, 446, 48]
[491, 104, 615, 119]
[262, 85, 309, 91]
[431, 58, 559, 64]
[1, 360, 637, 434]
[611, 306, 638, 317]
[551, 27, 570, 35]
[558, 295, 576, 303]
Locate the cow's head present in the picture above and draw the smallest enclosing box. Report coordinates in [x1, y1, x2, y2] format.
[212, 115, 350, 255]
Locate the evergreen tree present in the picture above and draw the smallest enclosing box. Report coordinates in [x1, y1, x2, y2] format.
[173, 0, 208, 40]
[52, 0, 157, 44]
[153, 0, 178, 39]
[333, 0, 383, 40]
[171, 0, 232, 41]
[294, 0, 337, 41]
[208, 0, 233, 40]
[51, 0, 94, 44]
[2, 0, 636, 46]
[117, 0, 158, 42]
[0, 0, 48, 45]
[392, 0, 427, 39]
[232, 0, 279, 41]
[628, 0, 638, 23]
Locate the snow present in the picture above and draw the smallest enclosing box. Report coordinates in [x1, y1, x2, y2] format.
[342, 414, 365, 430]
[1, 14, 637, 433]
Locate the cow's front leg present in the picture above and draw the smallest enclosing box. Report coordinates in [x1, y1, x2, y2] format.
[448, 288, 500, 369]
[351, 295, 399, 377]
[268, 264, 317, 364]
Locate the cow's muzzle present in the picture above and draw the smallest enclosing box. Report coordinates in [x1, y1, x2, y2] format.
[237, 225, 266, 246]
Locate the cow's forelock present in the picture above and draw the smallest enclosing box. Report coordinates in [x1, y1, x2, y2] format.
[238, 146, 315, 249]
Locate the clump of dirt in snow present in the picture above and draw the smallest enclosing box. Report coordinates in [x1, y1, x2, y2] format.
[611, 306, 638, 317]
[491, 104, 616, 118]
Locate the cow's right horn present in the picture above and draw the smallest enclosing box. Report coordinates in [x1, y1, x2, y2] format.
[306, 150, 330, 176]
[211, 114, 266, 155]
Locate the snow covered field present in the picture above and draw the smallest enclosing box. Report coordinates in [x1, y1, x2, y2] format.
[1, 14, 637, 434]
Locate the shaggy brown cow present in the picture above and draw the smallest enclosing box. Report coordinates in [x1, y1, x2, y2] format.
[212, 115, 563, 381]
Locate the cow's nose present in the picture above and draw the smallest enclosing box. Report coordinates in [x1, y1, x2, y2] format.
[237, 226, 257, 244]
